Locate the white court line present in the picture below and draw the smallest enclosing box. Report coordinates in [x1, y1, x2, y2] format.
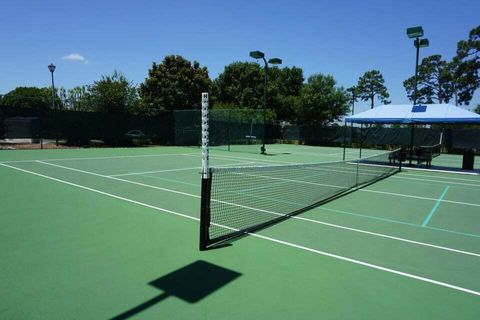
[210, 151, 388, 167]
[213, 196, 480, 258]
[266, 147, 358, 157]
[109, 161, 254, 177]
[267, 146, 320, 152]
[251, 233, 480, 296]
[35, 159, 480, 210]
[0, 152, 200, 164]
[402, 172, 480, 183]
[209, 162, 480, 208]
[0, 163, 199, 221]
[209, 153, 480, 178]
[111, 166, 203, 177]
[31, 160, 480, 256]
[311, 163, 480, 187]
[402, 166, 479, 176]
[1, 162, 479, 297]
[223, 165, 480, 208]
[36, 160, 200, 199]
[394, 175, 480, 188]
[327, 150, 363, 156]
[361, 189, 480, 208]
[435, 157, 480, 163]
[187, 153, 297, 165]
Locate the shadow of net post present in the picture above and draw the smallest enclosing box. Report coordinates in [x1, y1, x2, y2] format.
[110, 260, 242, 320]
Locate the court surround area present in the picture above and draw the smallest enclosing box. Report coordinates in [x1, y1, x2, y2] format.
[1, 145, 479, 319]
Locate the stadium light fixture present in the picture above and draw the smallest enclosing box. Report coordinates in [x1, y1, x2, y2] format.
[268, 58, 282, 65]
[416, 38, 429, 48]
[249, 51, 265, 59]
[406, 26, 424, 38]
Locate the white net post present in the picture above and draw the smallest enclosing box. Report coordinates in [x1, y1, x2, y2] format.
[201, 93, 210, 179]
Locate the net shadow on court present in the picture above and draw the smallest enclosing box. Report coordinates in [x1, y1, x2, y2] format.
[110, 261, 241, 320]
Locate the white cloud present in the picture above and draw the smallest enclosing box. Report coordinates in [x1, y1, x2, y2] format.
[62, 53, 89, 64]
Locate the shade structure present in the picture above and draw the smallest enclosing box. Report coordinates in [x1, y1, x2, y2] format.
[345, 104, 480, 124]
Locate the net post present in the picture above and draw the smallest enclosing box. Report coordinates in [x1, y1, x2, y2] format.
[200, 92, 211, 251]
[342, 119, 347, 161]
[201, 93, 210, 179]
[200, 174, 212, 250]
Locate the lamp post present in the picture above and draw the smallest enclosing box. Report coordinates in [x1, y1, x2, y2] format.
[406, 26, 429, 105]
[48, 63, 58, 146]
[249, 51, 282, 154]
[406, 27, 429, 165]
[345, 86, 357, 156]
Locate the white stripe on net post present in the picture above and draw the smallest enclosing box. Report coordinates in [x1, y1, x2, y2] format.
[200, 92, 212, 250]
[201, 92, 210, 179]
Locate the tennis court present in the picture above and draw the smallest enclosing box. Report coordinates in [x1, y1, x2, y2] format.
[1, 145, 479, 319]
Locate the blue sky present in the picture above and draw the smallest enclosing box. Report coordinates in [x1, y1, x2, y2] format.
[1, 0, 479, 113]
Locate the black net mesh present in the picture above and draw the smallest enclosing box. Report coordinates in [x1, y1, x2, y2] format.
[202, 149, 401, 247]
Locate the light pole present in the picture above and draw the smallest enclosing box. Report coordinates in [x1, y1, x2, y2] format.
[406, 26, 429, 105]
[48, 63, 58, 146]
[346, 86, 357, 152]
[249, 51, 282, 154]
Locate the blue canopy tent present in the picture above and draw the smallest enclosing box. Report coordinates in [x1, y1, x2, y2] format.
[344, 104, 480, 167]
[345, 104, 480, 124]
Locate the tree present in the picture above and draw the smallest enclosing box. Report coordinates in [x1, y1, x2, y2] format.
[475, 104, 480, 114]
[56, 86, 91, 111]
[296, 74, 349, 125]
[139, 55, 211, 112]
[356, 70, 390, 109]
[267, 66, 304, 121]
[453, 25, 480, 105]
[403, 55, 454, 104]
[0, 87, 59, 109]
[67, 86, 91, 111]
[88, 70, 139, 113]
[346, 86, 358, 114]
[58, 87, 68, 109]
[214, 62, 304, 121]
[213, 62, 264, 109]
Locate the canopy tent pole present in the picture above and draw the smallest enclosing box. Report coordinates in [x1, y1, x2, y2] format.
[359, 123, 364, 159]
[342, 119, 347, 160]
[409, 123, 415, 165]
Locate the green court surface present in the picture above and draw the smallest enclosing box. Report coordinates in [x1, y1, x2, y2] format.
[1, 145, 479, 319]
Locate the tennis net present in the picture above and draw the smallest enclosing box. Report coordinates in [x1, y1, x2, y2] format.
[199, 149, 402, 249]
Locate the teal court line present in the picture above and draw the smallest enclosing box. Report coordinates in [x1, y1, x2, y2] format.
[138, 170, 480, 239]
[135, 170, 479, 238]
[422, 186, 450, 227]
[321, 206, 480, 238]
